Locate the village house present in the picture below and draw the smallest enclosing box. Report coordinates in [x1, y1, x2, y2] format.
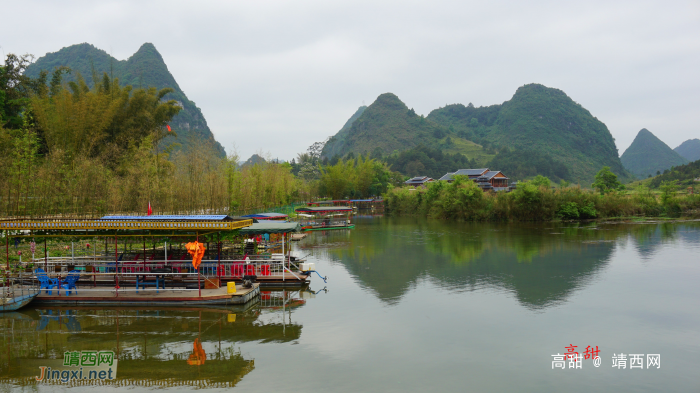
[404, 176, 434, 187]
[439, 168, 511, 191]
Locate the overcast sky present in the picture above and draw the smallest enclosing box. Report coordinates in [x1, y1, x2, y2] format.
[2, 0, 699, 161]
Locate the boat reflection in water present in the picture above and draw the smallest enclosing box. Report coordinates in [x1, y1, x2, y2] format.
[0, 288, 312, 389]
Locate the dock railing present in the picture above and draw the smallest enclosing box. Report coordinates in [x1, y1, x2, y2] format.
[25, 254, 307, 290]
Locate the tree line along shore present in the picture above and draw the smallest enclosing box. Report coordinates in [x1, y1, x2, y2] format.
[2, 52, 697, 221]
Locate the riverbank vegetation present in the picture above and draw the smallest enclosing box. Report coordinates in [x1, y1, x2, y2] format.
[384, 169, 700, 221]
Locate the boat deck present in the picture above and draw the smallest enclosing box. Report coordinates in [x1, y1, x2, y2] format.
[72, 272, 310, 288]
[33, 284, 260, 306]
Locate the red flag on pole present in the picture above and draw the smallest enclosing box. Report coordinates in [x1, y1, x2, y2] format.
[166, 125, 172, 132]
[147, 201, 152, 216]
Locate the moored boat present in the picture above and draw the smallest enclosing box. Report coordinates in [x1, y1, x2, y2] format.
[294, 206, 354, 231]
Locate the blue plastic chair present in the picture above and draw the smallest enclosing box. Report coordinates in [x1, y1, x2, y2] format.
[61, 270, 81, 295]
[106, 253, 124, 273]
[35, 268, 59, 295]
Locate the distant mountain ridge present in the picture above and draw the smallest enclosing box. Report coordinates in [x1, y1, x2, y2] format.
[324, 83, 631, 184]
[428, 84, 630, 184]
[242, 154, 266, 167]
[674, 139, 700, 162]
[321, 93, 493, 165]
[620, 128, 687, 178]
[24, 42, 225, 157]
[322, 93, 444, 158]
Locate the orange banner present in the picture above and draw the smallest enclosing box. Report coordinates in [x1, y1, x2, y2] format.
[185, 241, 206, 270]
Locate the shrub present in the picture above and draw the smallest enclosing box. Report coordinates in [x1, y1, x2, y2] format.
[558, 202, 580, 219]
[579, 202, 597, 219]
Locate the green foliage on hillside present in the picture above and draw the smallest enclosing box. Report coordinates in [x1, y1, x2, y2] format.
[426, 102, 501, 143]
[321, 105, 366, 158]
[487, 149, 571, 182]
[24, 43, 225, 157]
[322, 93, 449, 158]
[674, 139, 700, 162]
[645, 159, 700, 189]
[428, 84, 630, 184]
[322, 93, 494, 165]
[620, 128, 687, 178]
[439, 135, 495, 163]
[384, 144, 478, 179]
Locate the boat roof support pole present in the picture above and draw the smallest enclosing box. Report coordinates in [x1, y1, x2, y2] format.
[197, 231, 201, 298]
[115, 234, 119, 297]
[5, 230, 8, 270]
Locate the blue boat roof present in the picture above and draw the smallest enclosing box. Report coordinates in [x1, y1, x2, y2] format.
[349, 199, 375, 202]
[241, 213, 288, 218]
[100, 215, 232, 221]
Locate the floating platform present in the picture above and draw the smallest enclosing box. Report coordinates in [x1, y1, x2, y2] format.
[222, 274, 309, 288]
[290, 233, 309, 241]
[32, 284, 259, 306]
[303, 225, 354, 231]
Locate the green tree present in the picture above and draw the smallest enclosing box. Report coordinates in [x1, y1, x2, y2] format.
[0, 54, 47, 130]
[530, 175, 551, 188]
[31, 72, 181, 166]
[659, 181, 677, 205]
[591, 166, 623, 195]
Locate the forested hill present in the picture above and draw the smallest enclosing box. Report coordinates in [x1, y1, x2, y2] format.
[620, 128, 687, 178]
[24, 43, 225, 157]
[674, 139, 700, 162]
[321, 93, 493, 165]
[427, 84, 631, 184]
[645, 158, 700, 189]
[321, 105, 366, 158]
[322, 93, 447, 158]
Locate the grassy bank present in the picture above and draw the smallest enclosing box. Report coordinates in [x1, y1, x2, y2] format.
[383, 176, 700, 221]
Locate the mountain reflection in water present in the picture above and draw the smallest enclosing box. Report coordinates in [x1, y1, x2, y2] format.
[301, 217, 700, 309]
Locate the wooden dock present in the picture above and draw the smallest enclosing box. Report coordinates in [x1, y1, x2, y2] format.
[32, 284, 260, 306]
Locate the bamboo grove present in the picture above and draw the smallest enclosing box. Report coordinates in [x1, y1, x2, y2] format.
[0, 54, 307, 218]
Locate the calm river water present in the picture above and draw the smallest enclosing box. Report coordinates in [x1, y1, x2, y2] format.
[1, 217, 699, 392]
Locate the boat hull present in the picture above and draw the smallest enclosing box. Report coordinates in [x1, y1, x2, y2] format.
[1, 293, 38, 312]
